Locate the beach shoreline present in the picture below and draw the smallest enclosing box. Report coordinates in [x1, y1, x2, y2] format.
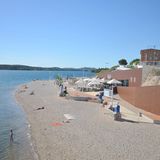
[15, 84, 41, 160]
[15, 80, 160, 160]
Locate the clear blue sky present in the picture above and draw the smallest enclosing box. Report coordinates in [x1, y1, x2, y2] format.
[0, 0, 160, 68]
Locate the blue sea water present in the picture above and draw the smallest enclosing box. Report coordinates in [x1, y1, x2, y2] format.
[0, 70, 95, 160]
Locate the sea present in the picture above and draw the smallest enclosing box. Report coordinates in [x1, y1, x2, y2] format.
[0, 70, 95, 160]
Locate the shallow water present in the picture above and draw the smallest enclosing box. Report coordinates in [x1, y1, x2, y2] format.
[0, 70, 94, 160]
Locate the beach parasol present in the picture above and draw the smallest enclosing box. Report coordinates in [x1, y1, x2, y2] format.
[88, 78, 102, 86]
[107, 79, 122, 85]
[83, 78, 92, 83]
[100, 78, 109, 83]
[75, 78, 88, 88]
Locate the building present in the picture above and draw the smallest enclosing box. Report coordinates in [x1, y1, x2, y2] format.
[106, 68, 142, 87]
[140, 49, 160, 66]
[98, 49, 160, 87]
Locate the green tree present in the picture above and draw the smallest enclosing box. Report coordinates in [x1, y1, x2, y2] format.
[55, 74, 63, 84]
[129, 59, 140, 66]
[110, 65, 119, 70]
[95, 67, 109, 73]
[118, 59, 128, 65]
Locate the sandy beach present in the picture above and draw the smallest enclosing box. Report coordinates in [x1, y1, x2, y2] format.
[15, 80, 160, 160]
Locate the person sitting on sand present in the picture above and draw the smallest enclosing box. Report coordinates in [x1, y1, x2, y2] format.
[63, 86, 68, 96]
[115, 102, 120, 113]
[36, 106, 45, 110]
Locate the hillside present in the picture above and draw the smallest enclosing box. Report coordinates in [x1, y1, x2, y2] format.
[0, 64, 96, 72]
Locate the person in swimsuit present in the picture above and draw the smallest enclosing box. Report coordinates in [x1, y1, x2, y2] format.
[10, 129, 14, 142]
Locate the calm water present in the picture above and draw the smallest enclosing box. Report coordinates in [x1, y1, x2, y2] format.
[0, 70, 95, 160]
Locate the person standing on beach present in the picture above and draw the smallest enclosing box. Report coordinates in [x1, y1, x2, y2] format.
[60, 84, 63, 93]
[10, 129, 14, 142]
[99, 91, 104, 103]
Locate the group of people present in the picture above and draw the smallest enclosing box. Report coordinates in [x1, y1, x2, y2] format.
[97, 91, 121, 120]
[59, 84, 68, 97]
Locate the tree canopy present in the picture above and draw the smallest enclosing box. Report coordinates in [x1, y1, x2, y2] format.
[95, 67, 109, 73]
[110, 65, 119, 70]
[118, 59, 128, 65]
[129, 59, 140, 65]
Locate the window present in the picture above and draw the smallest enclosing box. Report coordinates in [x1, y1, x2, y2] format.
[121, 80, 129, 86]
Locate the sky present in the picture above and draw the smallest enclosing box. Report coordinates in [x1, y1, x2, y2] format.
[0, 0, 160, 68]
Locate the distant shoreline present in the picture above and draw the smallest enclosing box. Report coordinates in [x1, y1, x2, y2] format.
[0, 64, 96, 72]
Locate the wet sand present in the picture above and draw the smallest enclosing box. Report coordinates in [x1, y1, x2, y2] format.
[16, 80, 160, 160]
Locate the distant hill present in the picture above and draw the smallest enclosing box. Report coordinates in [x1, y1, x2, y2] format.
[0, 64, 96, 72]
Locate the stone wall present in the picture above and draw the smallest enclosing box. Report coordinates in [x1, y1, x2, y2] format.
[142, 65, 160, 84]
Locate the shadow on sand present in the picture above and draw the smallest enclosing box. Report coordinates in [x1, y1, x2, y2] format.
[116, 118, 139, 123]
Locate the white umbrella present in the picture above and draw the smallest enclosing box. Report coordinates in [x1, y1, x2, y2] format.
[83, 78, 92, 83]
[100, 78, 109, 83]
[107, 79, 122, 85]
[88, 79, 102, 86]
[75, 78, 83, 84]
[75, 78, 88, 88]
